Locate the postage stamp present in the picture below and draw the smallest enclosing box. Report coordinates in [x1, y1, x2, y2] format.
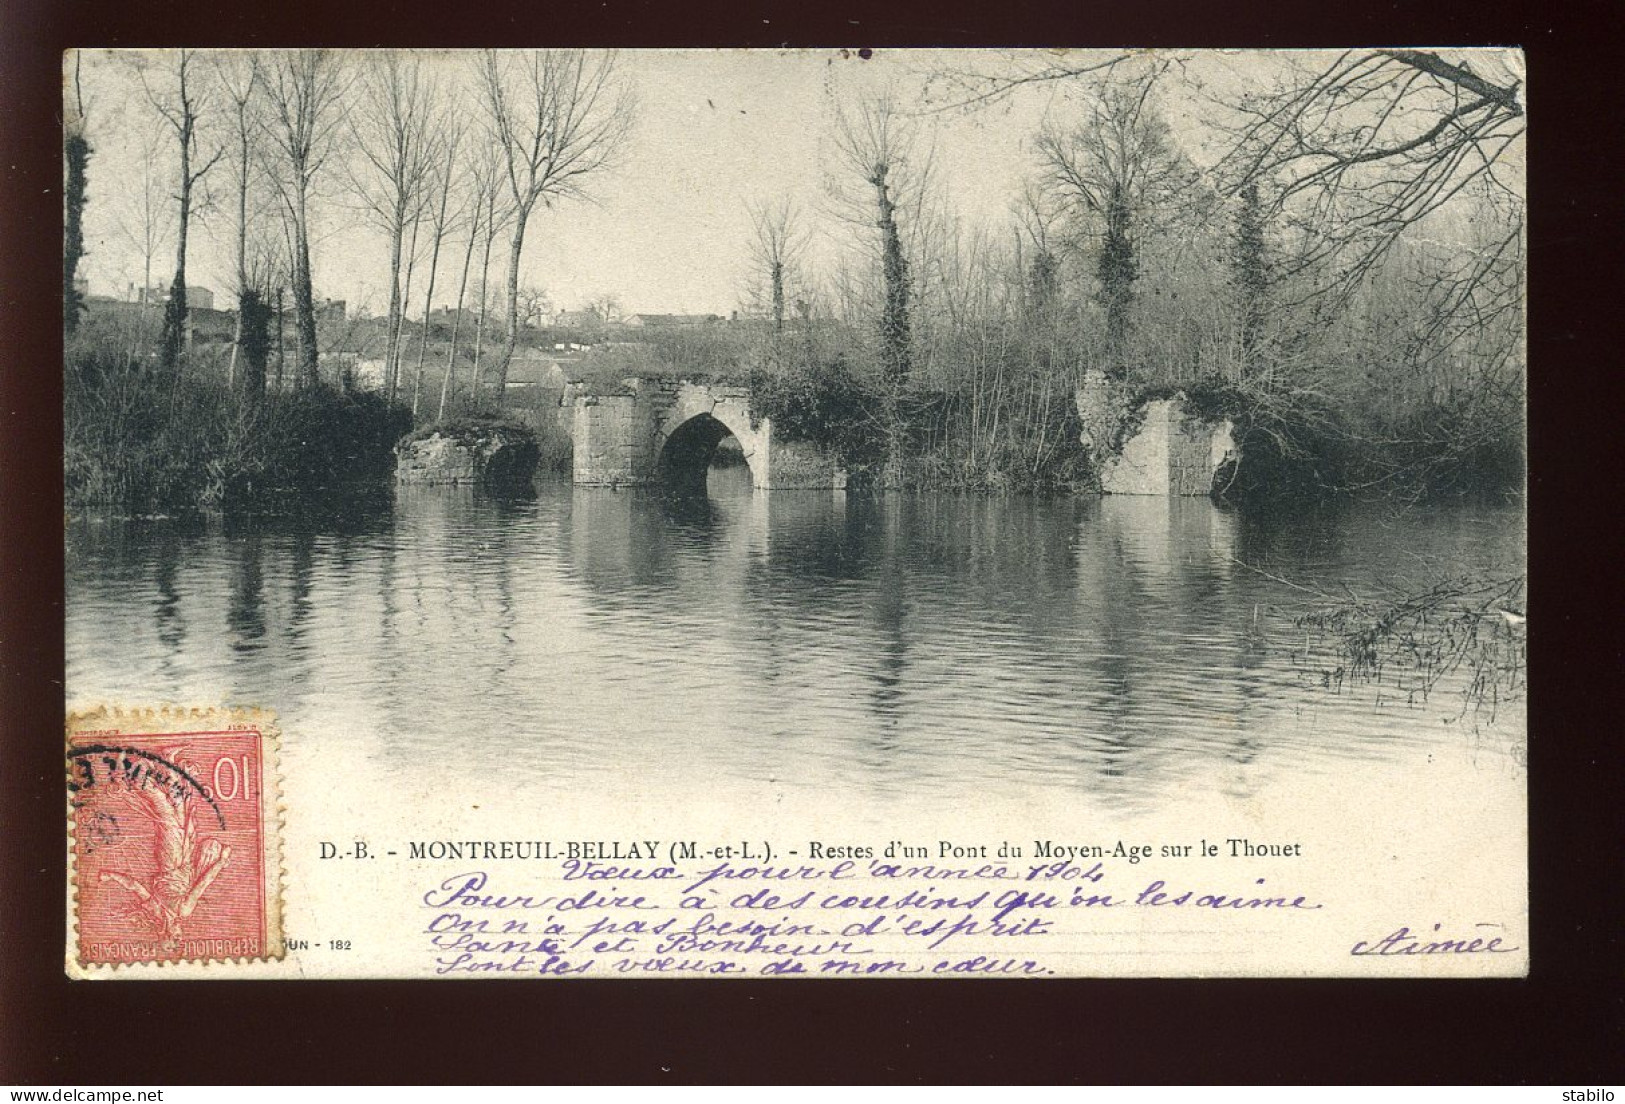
[66, 706, 284, 974]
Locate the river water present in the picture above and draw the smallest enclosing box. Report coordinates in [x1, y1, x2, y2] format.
[66, 466, 1525, 824]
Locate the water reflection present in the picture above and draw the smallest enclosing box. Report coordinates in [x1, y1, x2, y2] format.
[226, 531, 265, 653]
[65, 474, 1525, 813]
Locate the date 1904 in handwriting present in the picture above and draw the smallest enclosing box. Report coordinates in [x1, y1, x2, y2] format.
[416, 861, 1329, 978]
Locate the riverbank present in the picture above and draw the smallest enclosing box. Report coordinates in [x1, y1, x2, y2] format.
[745, 362, 1523, 504]
[65, 348, 411, 513]
[66, 340, 1521, 515]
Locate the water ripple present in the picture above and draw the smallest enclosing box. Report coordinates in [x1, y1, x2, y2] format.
[66, 475, 1525, 812]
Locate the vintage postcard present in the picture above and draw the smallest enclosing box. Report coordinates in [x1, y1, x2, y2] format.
[62, 47, 1526, 978]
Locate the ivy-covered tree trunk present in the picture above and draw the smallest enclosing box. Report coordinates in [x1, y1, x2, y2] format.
[770, 259, 785, 336]
[237, 288, 272, 402]
[292, 190, 320, 389]
[875, 169, 911, 489]
[274, 288, 286, 390]
[160, 273, 188, 371]
[63, 132, 90, 335]
[160, 176, 189, 369]
[1098, 181, 1136, 369]
[1026, 249, 1059, 320]
[876, 176, 912, 389]
[228, 147, 248, 386]
[1232, 180, 1269, 379]
[157, 63, 204, 374]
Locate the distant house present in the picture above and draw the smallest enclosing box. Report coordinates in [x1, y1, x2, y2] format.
[317, 298, 346, 323]
[137, 284, 214, 311]
[553, 308, 603, 330]
[622, 313, 723, 328]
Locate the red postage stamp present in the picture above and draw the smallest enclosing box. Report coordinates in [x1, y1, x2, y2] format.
[66, 707, 284, 974]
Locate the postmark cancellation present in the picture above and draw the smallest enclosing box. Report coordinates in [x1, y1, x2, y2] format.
[66, 706, 285, 975]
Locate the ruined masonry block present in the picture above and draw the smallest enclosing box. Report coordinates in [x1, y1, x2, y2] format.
[1074, 376, 1238, 497]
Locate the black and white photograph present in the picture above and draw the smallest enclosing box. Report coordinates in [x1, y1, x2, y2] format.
[58, 47, 1527, 979]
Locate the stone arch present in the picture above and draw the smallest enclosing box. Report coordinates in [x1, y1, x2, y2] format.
[569, 378, 839, 489]
[655, 410, 762, 493]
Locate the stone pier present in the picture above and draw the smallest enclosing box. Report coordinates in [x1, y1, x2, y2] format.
[1076, 370, 1238, 496]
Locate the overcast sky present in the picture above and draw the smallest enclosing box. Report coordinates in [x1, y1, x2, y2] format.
[71, 48, 1524, 317]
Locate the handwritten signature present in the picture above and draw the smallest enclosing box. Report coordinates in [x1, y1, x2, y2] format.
[1350, 923, 1518, 956]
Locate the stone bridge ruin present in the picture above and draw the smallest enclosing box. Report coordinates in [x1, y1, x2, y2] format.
[564, 377, 845, 492]
[1075, 370, 1238, 496]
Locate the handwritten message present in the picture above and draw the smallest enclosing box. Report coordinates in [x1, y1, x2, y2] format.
[404, 837, 1320, 977]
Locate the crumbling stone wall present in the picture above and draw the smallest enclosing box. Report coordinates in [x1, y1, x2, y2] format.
[1075, 371, 1237, 496]
[1075, 369, 1133, 457]
[395, 423, 540, 487]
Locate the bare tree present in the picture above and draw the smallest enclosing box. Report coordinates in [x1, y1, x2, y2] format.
[438, 139, 502, 420]
[393, 207, 424, 400]
[828, 93, 936, 486]
[211, 53, 265, 390]
[584, 292, 619, 340]
[466, 137, 512, 406]
[139, 49, 225, 371]
[229, 213, 292, 402]
[1011, 182, 1067, 320]
[261, 50, 349, 389]
[1214, 49, 1524, 316]
[830, 93, 929, 391]
[1035, 66, 1191, 368]
[110, 120, 176, 355]
[477, 49, 635, 399]
[923, 49, 1140, 111]
[745, 197, 809, 337]
[347, 53, 439, 403]
[410, 117, 466, 419]
[935, 49, 1523, 358]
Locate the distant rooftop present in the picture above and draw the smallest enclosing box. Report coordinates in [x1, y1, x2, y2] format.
[623, 313, 723, 328]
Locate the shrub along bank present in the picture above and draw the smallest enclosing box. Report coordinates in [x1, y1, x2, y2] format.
[745, 357, 1521, 504]
[66, 345, 411, 513]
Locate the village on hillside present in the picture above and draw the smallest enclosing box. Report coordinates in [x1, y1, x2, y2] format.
[74, 272, 768, 414]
